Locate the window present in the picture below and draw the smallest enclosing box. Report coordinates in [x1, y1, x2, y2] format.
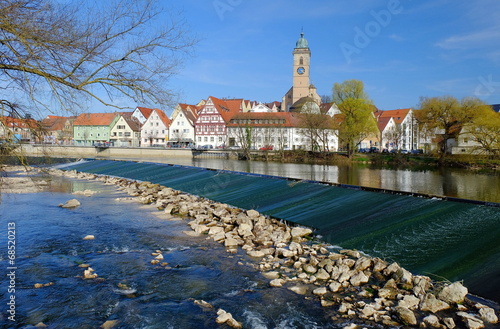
[204, 137, 208, 142]
[117, 125, 125, 129]
[124, 132, 131, 137]
[118, 132, 122, 136]
[183, 129, 189, 133]
[210, 137, 214, 142]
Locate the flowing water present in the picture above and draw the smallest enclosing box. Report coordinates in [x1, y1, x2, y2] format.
[1, 158, 499, 328]
[0, 173, 339, 328]
[151, 157, 500, 203]
[57, 159, 500, 305]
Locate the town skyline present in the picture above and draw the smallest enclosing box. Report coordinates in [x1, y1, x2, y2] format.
[48, 1, 500, 116]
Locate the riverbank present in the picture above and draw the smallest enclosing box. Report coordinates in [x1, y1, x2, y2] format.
[269, 151, 500, 172]
[33, 165, 500, 328]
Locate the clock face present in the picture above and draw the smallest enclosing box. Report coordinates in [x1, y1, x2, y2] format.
[297, 67, 305, 75]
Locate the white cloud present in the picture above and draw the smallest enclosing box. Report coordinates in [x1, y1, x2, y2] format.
[436, 28, 500, 50]
[388, 34, 404, 42]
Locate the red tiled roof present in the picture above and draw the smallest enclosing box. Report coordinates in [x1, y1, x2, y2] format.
[209, 97, 244, 123]
[377, 108, 411, 124]
[136, 107, 154, 119]
[377, 116, 392, 132]
[41, 115, 77, 131]
[73, 113, 118, 126]
[153, 109, 171, 127]
[0, 116, 39, 129]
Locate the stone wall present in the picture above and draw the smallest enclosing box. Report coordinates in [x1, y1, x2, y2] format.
[17, 144, 192, 159]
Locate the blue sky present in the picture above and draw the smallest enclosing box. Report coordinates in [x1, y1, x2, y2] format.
[165, 0, 500, 112]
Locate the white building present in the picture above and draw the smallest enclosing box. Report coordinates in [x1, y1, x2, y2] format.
[140, 108, 171, 147]
[168, 104, 198, 147]
[110, 113, 141, 147]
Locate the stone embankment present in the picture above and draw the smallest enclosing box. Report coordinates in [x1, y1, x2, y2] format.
[45, 167, 500, 329]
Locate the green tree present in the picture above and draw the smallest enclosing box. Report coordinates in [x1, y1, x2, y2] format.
[0, 0, 195, 118]
[467, 107, 500, 156]
[417, 96, 486, 158]
[332, 80, 378, 158]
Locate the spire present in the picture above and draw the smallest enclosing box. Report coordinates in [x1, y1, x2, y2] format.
[295, 31, 308, 49]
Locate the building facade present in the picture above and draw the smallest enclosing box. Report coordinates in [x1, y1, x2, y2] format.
[195, 97, 244, 148]
[140, 108, 171, 147]
[73, 113, 119, 146]
[110, 113, 141, 147]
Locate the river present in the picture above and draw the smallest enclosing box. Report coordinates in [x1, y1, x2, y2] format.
[0, 172, 336, 328]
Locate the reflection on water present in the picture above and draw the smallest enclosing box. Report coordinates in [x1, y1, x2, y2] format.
[0, 176, 338, 329]
[143, 157, 500, 203]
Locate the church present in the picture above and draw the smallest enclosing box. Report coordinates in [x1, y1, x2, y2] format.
[281, 32, 322, 113]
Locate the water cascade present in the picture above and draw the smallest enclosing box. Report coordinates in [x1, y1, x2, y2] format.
[58, 159, 500, 302]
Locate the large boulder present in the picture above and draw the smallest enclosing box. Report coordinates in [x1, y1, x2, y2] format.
[59, 199, 81, 208]
[291, 227, 312, 239]
[394, 306, 417, 326]
[420, 293, 450, 313]
[438, 282, 468, 304]
[457, 312, 485, 329]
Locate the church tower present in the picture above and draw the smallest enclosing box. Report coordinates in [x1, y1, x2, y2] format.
[282, 32, 321, 112]
[292, 32, 311, 104]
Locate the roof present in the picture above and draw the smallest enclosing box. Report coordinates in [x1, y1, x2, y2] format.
[73, 113, 118, 126]
[377, 116, 393, 132]
[227, 111, 302, 128]
[320, 102, 333, 115]
[41, 116, 75, 131]
[377, 108, 411, 124]
[0, 116, 39, 129]
[295, 32, 309, 49]
[180, 107, 198, 125]
[135, 107, 154, 119]
[152, 108, 171, 127]
[289, 96, 319, 112]
[119, 112, 142, 131]
[208, 96, 244, 122]
[491, 104, 500, 113]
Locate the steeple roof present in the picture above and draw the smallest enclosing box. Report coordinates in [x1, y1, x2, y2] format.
[295, 32, 308, 49]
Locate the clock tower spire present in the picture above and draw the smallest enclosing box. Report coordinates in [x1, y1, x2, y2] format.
[282, 31, 321, 112]
[292, 32, 311, 105]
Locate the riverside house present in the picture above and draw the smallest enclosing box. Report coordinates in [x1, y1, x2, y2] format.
[168, 103, 200, 148]
[195, 97, 247, 148]
[0, 116, 40, 143]
[40, 115, 76, 145]
[73, 113, 119, 146]
[132, 106, 154, 125]
[140, 108, 171, 147]
[376, 108, 420, 151]
[110, 113, 142, 147]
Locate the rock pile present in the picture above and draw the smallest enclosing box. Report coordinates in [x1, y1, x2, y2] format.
[46, 168, 500, 329]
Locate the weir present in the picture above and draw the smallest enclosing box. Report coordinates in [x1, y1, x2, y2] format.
[57, 159, 500, 302]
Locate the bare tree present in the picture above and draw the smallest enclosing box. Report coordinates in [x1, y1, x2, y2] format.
[383, 124, 403, 150]
[0, 0, 196, 117]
